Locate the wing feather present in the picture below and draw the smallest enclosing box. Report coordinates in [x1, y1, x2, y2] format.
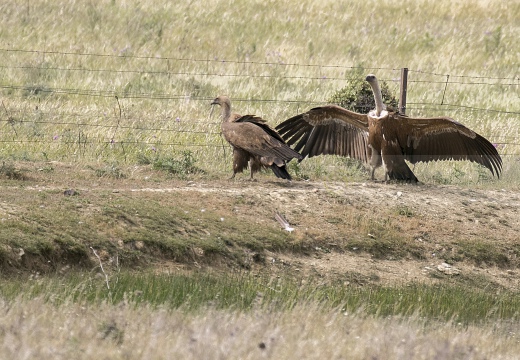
[222, 117, 302, 162]
[307, 126, 324, 157]
[278, 117, 310, 142]
[338, 125, 346, 156]
[393, 115, 502, 176]
[276, 105, 369, 163]
[293, 130, 312, 154]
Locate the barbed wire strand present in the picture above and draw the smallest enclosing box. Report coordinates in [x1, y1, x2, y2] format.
[3, 48, 519, 82]
[1, 49, 519, 158]
[1, 85, 518, 115]
[1, 64, 518, 86]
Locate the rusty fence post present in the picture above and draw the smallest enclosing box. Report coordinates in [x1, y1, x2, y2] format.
[399, 67, 408, 115]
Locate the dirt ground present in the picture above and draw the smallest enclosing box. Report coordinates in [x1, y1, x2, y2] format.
[150, 177, 520, 290]
[2, 162, 520, 290]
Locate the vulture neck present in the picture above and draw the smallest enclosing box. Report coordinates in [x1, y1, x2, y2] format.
[368, 78, 386, 117]
[220, 100, 233, 123]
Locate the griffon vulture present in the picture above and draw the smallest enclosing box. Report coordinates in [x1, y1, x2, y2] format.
[275, 74, 502, 183]
[211, 95, 302, 180]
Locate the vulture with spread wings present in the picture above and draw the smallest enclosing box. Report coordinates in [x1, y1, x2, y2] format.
[211, 95, 302, 180]
[275, 74, 502, 183]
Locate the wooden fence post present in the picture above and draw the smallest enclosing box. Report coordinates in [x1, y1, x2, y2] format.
[399, 67, 408, 115]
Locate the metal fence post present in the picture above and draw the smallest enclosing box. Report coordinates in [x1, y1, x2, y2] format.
[399, 67, 408, 115]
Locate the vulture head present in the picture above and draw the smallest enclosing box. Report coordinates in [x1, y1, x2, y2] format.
[211, 95, 233, 122]
[365, 74, 387, 117]
[211, 95, 230, 107]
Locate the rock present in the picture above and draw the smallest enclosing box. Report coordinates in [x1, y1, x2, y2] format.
[437, 262, 460, 275]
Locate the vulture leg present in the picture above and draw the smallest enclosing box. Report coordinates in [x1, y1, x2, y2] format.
[368, 146, 383, 181]
[249, 161, 253, 180]
[232, 148, 251, 180]
[249, 157, 263, 181]
[381, 142, 418, 183]
[367, 145, 388, 181]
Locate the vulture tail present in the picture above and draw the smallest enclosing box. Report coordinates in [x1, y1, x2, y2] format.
[387, 164, 419, 183]
[270, 164, 292, 180]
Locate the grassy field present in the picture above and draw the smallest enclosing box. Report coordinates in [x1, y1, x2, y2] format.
[1, 0, 519, 176]
[2, 271, 520, 359]
[1, 0, 520, 358]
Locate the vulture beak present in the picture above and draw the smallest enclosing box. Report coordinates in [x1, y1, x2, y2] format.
[210, 97, 222, 118]
[365, 74, 376, 83]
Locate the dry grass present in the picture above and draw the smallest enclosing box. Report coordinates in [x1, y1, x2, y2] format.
[1, 297, 519, 360]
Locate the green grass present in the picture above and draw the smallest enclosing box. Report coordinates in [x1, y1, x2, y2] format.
[1, 271, 518, 325]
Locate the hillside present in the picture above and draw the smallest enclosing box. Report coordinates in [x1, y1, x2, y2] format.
[1, 162, 518, 291]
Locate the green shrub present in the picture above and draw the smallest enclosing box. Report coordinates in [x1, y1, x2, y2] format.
[151, 150, 205, 177]
[0, 161, 27, 180]
[328, 70, 398, 113]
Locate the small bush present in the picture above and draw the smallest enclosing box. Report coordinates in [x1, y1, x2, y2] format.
[152, 150, 205, 177]
[287, 160, 310, 180]
[93, 163, 126, 179]
[328, 70, 398, 113]
[0, 161, 27, 180]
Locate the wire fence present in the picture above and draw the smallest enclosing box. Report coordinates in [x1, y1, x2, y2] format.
[1, 48, 519, 162]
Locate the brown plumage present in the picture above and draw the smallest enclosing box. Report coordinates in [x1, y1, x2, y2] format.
[276, 74, 502, 183]
[211, 95, 302, 180]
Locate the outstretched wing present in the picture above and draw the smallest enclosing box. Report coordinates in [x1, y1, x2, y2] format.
[276, 105, 370, 163]
[223, 115, 302, 162]
[392, 114, 502, 177]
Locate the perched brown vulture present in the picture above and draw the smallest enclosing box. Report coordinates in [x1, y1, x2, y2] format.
[276, 74, 502, 183]
[211, 95, 302, 180]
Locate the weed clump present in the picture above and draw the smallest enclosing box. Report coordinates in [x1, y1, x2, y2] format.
[0, 161, 27, 180]
[92, 163, 126, 179]
[150, 150, 205, 178]
[328, 70, 398, 113]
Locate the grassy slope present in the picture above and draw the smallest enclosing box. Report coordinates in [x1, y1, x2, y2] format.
[1, 162, 519, 276]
